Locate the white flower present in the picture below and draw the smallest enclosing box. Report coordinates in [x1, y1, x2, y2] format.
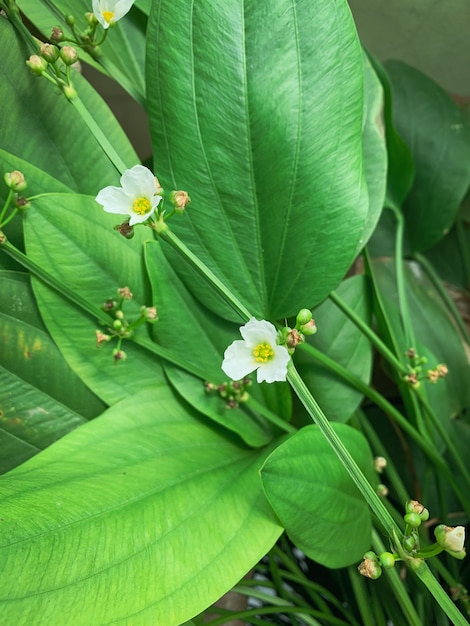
[435, 525, 466, 553]
[95, 165, 162, 226]
[222, 318, 290, 383]
[92, 0, 136, 29]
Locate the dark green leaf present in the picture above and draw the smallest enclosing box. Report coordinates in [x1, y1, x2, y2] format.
[147, 0, 370, 321]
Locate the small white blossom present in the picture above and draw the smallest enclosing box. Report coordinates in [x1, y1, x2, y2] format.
[435, 525, 466, 553]
[95, 165, 162, 226]
[92, 0, 136, 29]
[222, 318, 290, 383]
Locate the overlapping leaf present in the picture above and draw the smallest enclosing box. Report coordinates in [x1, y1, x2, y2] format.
[146, 0, 370, 321]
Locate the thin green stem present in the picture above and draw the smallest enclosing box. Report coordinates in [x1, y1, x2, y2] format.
[0, 207, 18, 228]
[155, 221, 252, 321]
[411, 560, 469, 626]
[287, 361, 400, 536]
[0, 188, 14, 225]
[329, 290, 408, 376]
[245, 395, 297, 434]
[70, 97, 129, 175]
[371, 530, 423, 626]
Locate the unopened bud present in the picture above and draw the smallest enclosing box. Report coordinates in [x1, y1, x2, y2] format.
[436, 364, 448, 378]
[358, 552, 382, 580]
[405, 500, 429, 521]
[285, 328, 302, 350]
[114, 221, 134, 239]
[141, 306, 158, 321]
[26, 54, 48, 75]
[60, 46, 79, 66]
[15, 196, 30, 211]
[117, 286, 133, 300]
[113, 348, 127, 361]
[404, 512, 422, 528]
[85, 11, 98, 25]
[427, 369, 439, 383]
[40, 42, 59, 63]
[300, 319, 317, 336]
[296, 308, 312, 326]
[170, 190, 190, 212]
[376, 483, 388, 497]
[65, 14, 75, 26]
[62, 84, 78, 100]
[374, 456, 387, 473]
[95, 330, 111, 347]
[50, 26, 64, 42]
[4, 170, 27, 192]
[378, 552, 396, 569]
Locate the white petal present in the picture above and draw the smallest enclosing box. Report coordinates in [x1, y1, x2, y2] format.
[114, 0, 136, 21]
[95, 186, 132, 215]
[256, 346, 290, 383]
[128, 203, 158, 225]
[92, 0, 110, 28]
[222, 340, 258, 380]
[120, 165, 156, 198]
[239, 318, 278, 347]
[446, 526, 465, 552]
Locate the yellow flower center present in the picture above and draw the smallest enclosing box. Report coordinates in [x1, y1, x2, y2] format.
[132, 197, 151, 215]
[252, 342, 274, 363]
[102, 10, 115, 23]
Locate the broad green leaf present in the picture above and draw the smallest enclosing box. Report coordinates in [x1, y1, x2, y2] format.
[261, 423, 374, 568]
[0, 16, 138, 195]
[23, 193, 165, 404]
[16, 0, 147, 104]
[372, 259, 470, 422]
[147, 0, 369, 321]
[0, 386, 282, 625]
[386, 60, 470, 252]
[145, 240, 275, 447]
[295, 276, 373, 422]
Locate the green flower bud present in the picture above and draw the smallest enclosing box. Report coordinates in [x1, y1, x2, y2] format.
[296, 308, 312, 326]
[379, 552, 396, 569]
[65, 14, 76, 26]
[4, 170, 27, 192]
[60, 46, 79, 66]
[113, 319, 123, 331]
[405, 499, 429, 521]
[113, 348, 127, 361]
[50, 26, 64, 42]
[403, 535, 417, 552]
[26, 54, 48, 76]
[300, 319, 317, 336]
[85, 11, 99, 25]
[404, 512, 422, 529]
[39, 42, 60, 63]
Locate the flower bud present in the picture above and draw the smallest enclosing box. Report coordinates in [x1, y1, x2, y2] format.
[117, 286, 133, 300]
[85, 11, 98, 25]
[376, 483, 388, 497]
[436, 364, 448, 378]
[170, 190, 190, 212]
[113, 348, 127, 361]
[15, 196, 30, 211]
[4, 170, 27, 192]
[50, 26, 64, 42]
[285, 328, 302, 350]
[296, 308, 312, 326]
[39, 42, 59, 63]
[60, 45, 79, 66]
[379, 552, 396, 569]
[435, 525, 466, 557]
[404, 512, 422, 529]
[426, 369, 439, 383]
[358, 553, 382, 580]
[141, 306, 158, 322]
[95, 330, 111, 347]
[403, 535, 417, 552]
[300, 319, 317, 336]
[65, 14, 75, 26]
[26, 54, 48, 76]
[374, 456, 387, 473]
[405, 500, 429, 521]
[113, 319, 123, 331]
[63, 84, 78, 100]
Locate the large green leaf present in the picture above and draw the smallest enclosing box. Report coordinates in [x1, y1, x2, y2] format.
[23, 193, 164, 404]
[16, 0, 147, 104]
[0, 386, 282, 624]
[261, 423, 374, 568]
[386, 60, 470, 252]
[146, 0, 369, 321]
[0, 15, 137, 195]
[295, 276, 372, 423]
